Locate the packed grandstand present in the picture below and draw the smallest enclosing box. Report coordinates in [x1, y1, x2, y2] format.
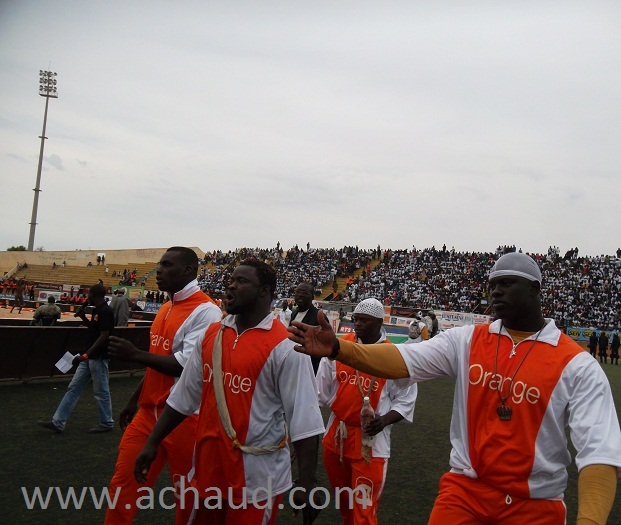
[3, 243, 620, 332]
[196, 244, 621, 331]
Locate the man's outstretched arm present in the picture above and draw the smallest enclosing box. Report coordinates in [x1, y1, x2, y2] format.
[288, 310, 409, 379]
[576, 464, 618, 525]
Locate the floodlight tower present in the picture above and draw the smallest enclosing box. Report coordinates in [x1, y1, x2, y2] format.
[27, 70, 59, 251]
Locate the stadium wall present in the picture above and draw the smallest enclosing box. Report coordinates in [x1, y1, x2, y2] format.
[0, 325, 150, 381]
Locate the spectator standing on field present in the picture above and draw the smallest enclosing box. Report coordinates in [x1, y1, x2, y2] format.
[291, 281, 323, 374]
[588, 331, 598, 358]
[598, 331, 609, 364]
[109, 289, 134, 327]
[610, 332, 620, 365]
[421, 310, 433, 335]
[428, 310, 439, 338]
[278, 300, 292, 326]
[37, 283, 115, 433]
[406, 313, 428, 344]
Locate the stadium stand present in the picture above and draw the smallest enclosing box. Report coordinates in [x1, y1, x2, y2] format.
[2, 244, 621, 330]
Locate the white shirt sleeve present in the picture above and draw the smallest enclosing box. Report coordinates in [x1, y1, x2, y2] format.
[167, 334, 206, 415]
[275, 342, 325, 443]
[394, 324, 474, 388]
[385, 380, 417, 422]
[565, 354, 621, 472]
[173, 303, 222, 367]
[316, 357, 337, 407]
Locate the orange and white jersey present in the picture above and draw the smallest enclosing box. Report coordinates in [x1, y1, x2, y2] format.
[395, 319, 621, 499]
[167, 313, 324, 503]
[317, 330, 417, 459]
[138, 280, 221, 411]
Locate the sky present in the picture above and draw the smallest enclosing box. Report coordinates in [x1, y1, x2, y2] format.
[1, 1, 620, 257]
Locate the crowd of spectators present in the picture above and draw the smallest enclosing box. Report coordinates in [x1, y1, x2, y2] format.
[117, 268, 138, 286]
[343, 246, 494, 313]
[343, 244, 621, 330]
[537, 252, 621, 330]
[198, 245, 378, 299]
[197, 243, 621, 330]
[3, 243, 621, 330]
[57, 291, 89, 306]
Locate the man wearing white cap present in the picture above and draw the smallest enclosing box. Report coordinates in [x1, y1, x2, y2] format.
[316, 298, 417, 525]
[290, 252, 621, 525]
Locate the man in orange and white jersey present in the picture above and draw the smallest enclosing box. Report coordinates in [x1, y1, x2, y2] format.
[317, 298, 416, 524]
[135, 259, 324, 525]
[289, 252, 621, 525]
[104, 247, 222, 525]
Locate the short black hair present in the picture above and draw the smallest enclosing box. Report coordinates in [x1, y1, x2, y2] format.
[89, 283, 107, 298]
[47, 296, 55, 303]
[239, 258, 276, 298]
[166, 247, 199, 273]
[296, 282, 314, 293]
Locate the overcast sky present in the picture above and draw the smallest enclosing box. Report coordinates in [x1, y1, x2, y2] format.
[1, 1, 620, 257]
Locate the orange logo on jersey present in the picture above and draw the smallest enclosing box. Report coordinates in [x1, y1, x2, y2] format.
[203, 363, 252, 394]
[337, 370, 381, 393]
[151, 333, 171, 352]
[469, 364, 541, 405]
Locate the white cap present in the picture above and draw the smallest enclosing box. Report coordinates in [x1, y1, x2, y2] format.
[488, 252, 542, 283]
[353, 298, 384, 319]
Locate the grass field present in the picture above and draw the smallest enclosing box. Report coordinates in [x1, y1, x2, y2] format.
[1, 363, 620, 524]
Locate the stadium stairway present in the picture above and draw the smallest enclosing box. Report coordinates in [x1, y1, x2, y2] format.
[12, 262, 159, 290]
[321, 257, 381, 300]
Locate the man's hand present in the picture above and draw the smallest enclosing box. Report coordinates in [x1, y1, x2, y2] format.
[73, 305, 87, 319]
[108, 336, 140, 362]
[134, 406, 186, 483]
[72, 354, 86, 366]
[364, 415, 386, 437]
[134, 442, 158, 484]
[288, 310, 338, 358]
[119, 400, 139, 431]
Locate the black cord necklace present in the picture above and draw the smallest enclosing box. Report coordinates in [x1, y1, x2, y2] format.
[493, 321, 546, 421]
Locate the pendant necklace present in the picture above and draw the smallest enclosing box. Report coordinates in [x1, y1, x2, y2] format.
[493, 321, 546, 421]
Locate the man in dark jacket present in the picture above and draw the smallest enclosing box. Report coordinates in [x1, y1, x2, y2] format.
[588, 331, 598, 358]
[598, 331, 609, 364]
[290, 282, 323, 374]
[610, 332, 620, 365]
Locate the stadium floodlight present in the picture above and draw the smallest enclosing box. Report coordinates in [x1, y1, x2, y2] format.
[28, 70, 59, 251]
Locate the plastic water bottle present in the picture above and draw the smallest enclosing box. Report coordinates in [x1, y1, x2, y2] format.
[361, 396, 376, 447]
